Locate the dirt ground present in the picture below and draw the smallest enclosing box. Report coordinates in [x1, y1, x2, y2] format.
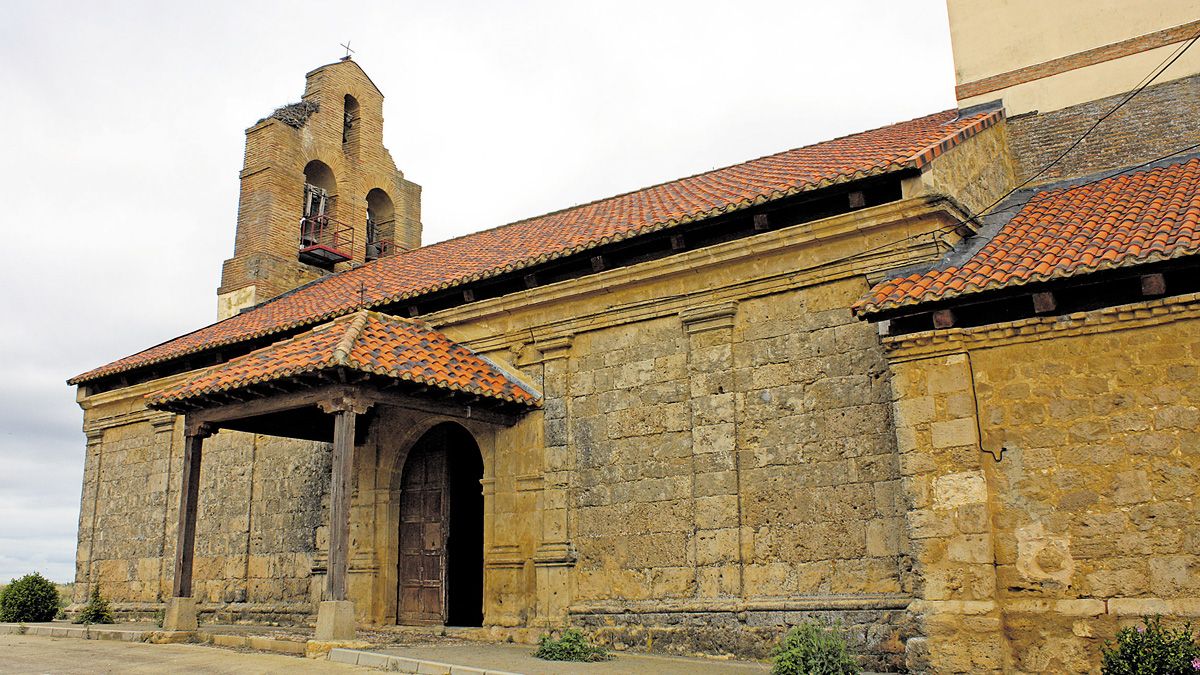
[0, 634, 370, 674]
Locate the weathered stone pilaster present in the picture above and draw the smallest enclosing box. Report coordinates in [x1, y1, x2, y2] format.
[890, 352, 1007, 673]
[682, 303, 742, 600]
[150, 414, 178, 601]
[75, 428, 106, 605]
[533, 336, 576, 625]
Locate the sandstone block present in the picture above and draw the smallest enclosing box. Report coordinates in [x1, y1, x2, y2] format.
[1108, 597, 1170, 616]
[947, 534, 993, 564]
[955, 503, 990, 533]
[315, 600, 356, 641]
[931, 418, 977, 449]
[866, 519, 902, 556]
[1149, 555, 1199, 595]
[927, 362, 969, 395]
[695, 528, 739, 565]
[695, 565, 739, 597]
[695, 495, 739, 529]
[1111, 470, 1152, 505]
[908, 508, 956, 540]
[163, 596, 197, 631]
[933, 471, 987, 508]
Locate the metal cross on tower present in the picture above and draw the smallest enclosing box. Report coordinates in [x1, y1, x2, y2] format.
[340, 41, 355, 61]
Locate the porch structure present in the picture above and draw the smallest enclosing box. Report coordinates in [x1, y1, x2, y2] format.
[146, 311, 540, 638]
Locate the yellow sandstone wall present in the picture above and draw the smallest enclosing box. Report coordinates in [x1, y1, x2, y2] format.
[886, 293, 1200, 673]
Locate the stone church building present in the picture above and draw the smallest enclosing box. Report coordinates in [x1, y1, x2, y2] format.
[68, 2, 1200, 672]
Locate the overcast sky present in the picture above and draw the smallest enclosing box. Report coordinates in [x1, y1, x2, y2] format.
[0, 1, 956, 583]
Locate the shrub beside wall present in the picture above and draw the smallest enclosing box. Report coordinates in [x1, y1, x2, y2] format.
[0, 573, 60, 623]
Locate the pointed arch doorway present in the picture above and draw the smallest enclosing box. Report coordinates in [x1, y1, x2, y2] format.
[397, 422, 484, 626]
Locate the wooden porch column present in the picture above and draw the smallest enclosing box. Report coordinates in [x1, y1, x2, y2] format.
[315, 396, 370, 641]
[164, 420, 213, 631]
[328, 409, 356, 601]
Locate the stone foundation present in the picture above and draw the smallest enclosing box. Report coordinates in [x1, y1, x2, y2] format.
[573, 606, 916, 671]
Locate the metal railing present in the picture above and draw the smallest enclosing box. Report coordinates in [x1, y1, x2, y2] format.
[299, 215, 354, 264]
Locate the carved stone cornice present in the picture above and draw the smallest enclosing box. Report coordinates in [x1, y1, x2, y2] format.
[534, 336, 574, 362]
[433, 196, 965, 355]
[479, 478, 497, 496]
[680, 301, 738, 334]
[85, 408, 176, 433]
[515, 473, 544, 492]
[149, 415, 177, 434]
[885, 291, 1200, 363]
[485, 544, 525, 569]
[533, 541, 578, 567]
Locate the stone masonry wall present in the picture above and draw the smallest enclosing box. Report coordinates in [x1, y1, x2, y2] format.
[564, 277, 913, 670]
[1006, 72, 1200, 185]
[886, 297, 1200, 673]
[974, 308, 1200, 673]
[75, 411, 330, 623]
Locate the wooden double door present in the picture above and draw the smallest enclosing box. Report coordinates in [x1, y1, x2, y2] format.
[397, 424, 484, 626]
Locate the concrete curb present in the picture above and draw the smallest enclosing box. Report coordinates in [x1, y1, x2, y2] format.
[0, 623, 149, 642]
[329, 648, 523, 675]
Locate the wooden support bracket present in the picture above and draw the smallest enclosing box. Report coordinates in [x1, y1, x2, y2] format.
[1032, 291, 1057, 314]
[1141, 273, 1166, 297]
[932, 308, 956, 329]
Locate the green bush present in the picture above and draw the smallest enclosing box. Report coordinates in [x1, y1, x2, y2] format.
[1101, 616, 1200, 675]
[73, 585, 115, 624]
[533, 628, 610, 662]
[0, 573, 60, 622]
[771, 621, 860, 675]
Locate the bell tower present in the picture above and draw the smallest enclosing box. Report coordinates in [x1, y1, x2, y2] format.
[217, 59, 422, 319]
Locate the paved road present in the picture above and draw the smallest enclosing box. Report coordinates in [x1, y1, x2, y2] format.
[0, 634, 370, 674]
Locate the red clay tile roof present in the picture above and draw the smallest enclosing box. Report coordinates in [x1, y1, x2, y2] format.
[146, 311, 540, 409]
[857, 157, 1200, 315]
[72, 109, 1001, 385]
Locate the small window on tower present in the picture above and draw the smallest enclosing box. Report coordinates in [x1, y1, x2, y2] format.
[365, 188, 395, 261]
[343, 95, 359, 145]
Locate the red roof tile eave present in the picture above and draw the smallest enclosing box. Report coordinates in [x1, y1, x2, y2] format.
[856, 157, 1200, 316]
[72, 109, 1003, 386]
[149, 365, 539, 410]
[858, 246, 1200, 317]
[145, 311, 542, 409]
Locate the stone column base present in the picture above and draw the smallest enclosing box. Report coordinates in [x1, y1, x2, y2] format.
[315, 600, 356, 641]
[163, 596, 197, 631]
